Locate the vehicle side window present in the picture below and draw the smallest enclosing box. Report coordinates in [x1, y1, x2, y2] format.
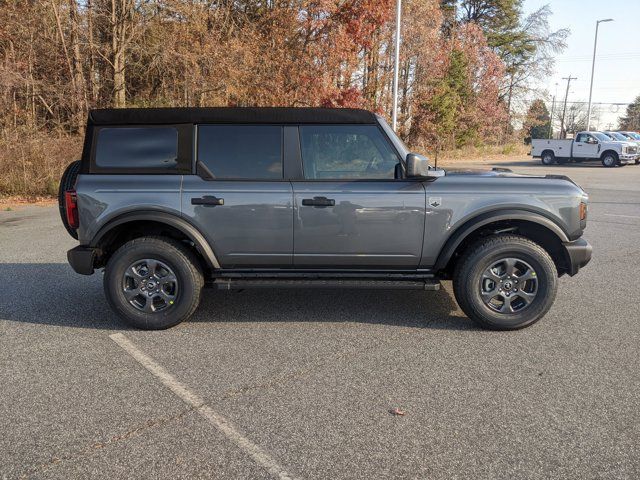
[95, 127, 178, 169]
[197, 125, 282, 179]
[576, 133, 587, 143]
[299, 125, 400, 180]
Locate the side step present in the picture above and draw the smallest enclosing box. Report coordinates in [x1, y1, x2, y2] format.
[212, 278, 441, 291]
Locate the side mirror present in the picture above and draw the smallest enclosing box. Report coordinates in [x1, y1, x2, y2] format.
[406, 153, 444, 178]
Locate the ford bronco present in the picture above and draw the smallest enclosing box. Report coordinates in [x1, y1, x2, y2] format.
[60, 107, 591, 330]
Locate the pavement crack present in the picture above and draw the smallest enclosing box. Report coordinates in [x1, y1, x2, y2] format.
[18, 406, 197, 479]
[218, 344, 376, 400]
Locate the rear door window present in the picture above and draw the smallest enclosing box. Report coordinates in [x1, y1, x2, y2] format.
[299, 125, 399, 180]
[95, 127, 178, 169]
[197, 125, 283, 179]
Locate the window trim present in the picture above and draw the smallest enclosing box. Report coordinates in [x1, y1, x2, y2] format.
[194, 124, 285, 181]
[296, 123, 403, 182]
[89, 124, 192, 174]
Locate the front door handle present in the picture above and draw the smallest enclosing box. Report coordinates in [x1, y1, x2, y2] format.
[301, 196, 335, 207]
[191, 196, 224, 206]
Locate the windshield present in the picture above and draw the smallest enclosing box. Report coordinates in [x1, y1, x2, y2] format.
[622, 131, 640, 140]
[607, 132, 628, 141]
[593, 132, 611, 141]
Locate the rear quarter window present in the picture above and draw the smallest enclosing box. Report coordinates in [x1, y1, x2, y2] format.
[92, 126, 190, 173]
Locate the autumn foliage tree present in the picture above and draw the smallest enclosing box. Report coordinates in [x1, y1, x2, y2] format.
[1, 0, 555, 196]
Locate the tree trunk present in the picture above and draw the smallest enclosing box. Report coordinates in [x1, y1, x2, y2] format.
[111, 0, 129, 108]
[69, 0, 87, 130]
[87, 0, 100, 105]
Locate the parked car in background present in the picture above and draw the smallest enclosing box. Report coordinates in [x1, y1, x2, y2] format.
[531, 131, 639, 167]
[59, 107, 591, 331]
[619, 131, 640, 142]
[603, 131, 640, 165]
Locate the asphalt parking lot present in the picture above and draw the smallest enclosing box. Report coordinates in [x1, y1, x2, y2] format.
[1, 160, 639, 479]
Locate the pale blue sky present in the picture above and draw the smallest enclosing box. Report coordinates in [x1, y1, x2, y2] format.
[523, 0, 640, 129]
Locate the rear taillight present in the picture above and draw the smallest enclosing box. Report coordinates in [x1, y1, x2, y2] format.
[65, 190, 79, 229]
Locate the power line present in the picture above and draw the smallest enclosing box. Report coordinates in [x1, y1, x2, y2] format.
[546, 101, 629, 105]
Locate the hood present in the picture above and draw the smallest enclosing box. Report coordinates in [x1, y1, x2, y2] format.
[445, 167, 539, 178]
[443, 167, 581, 187]
[606, 140, 635, 147]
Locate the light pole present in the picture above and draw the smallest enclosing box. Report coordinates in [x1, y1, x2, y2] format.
[391, 0, 402, 131]
[586, 18, 613, 131]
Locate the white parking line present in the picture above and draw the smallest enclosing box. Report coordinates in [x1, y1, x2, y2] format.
[109, 333, 300, 480]
[604, 213, 640, 219]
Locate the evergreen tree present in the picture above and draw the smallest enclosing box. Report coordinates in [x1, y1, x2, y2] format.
[523, 99, 550, 144]
[619, 96, 640, 131]
[426, 49, 472, 148]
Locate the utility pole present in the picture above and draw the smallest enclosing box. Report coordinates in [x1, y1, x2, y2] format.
[391, 0, 402, 131]
[560, 75, 577, 138]
[549, 96, 556, 139]
[549, 82, 559, 139]
[586, 19, 613, 131]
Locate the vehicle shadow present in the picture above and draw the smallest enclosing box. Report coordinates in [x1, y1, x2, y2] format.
[0, 263, 473, 331]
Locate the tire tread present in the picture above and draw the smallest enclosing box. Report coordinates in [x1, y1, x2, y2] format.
[104, 236, 204, 329]
[452, 234, 557, 330]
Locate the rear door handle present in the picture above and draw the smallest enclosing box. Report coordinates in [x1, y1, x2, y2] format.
[301, 196, 335, 207]
[191, 195, 224, 206]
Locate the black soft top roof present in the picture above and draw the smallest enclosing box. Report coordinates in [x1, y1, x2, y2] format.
[87, 107, 377, 126]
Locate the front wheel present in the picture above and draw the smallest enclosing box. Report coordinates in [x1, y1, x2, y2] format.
[104, 236, 204, 329]
[452, 235, 558, 330]
[601, 153, 618, 168]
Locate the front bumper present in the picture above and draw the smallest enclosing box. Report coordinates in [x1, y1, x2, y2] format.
[562, 238, 592, 276]
[67, 246, 96, 275]
[620, 154, 638, 164]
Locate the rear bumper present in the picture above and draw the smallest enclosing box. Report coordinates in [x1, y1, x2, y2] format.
[67, 246, 96, 275]
[563, 238, 592, 276]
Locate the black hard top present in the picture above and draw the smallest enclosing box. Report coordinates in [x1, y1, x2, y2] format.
[87, 107, 377, 126]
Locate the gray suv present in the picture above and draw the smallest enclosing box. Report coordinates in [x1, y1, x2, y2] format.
[60, 107, 591, 330]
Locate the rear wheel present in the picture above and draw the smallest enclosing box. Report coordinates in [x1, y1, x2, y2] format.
[58, 160, 81, 239]
[601, 152, 618, 168]
[104, 236, 204, 329]
[541, 151, 555, 165]
[452, 235, 558, 330]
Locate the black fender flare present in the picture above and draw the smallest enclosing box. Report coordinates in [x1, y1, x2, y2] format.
[90, 211, 220, 269]
[433, 209, 570, 271]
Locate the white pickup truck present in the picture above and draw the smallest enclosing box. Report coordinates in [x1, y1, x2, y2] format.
[531, 131, 639, 167]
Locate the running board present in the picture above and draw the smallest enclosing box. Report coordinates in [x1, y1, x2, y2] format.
[212, 278, 441, 291]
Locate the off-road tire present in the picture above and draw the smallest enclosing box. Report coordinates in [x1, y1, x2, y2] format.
[452, 235, 558, 330]
[601, 152, 619, 168]
[104, 236, 204, 330]
[58, 160, 81, 239]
